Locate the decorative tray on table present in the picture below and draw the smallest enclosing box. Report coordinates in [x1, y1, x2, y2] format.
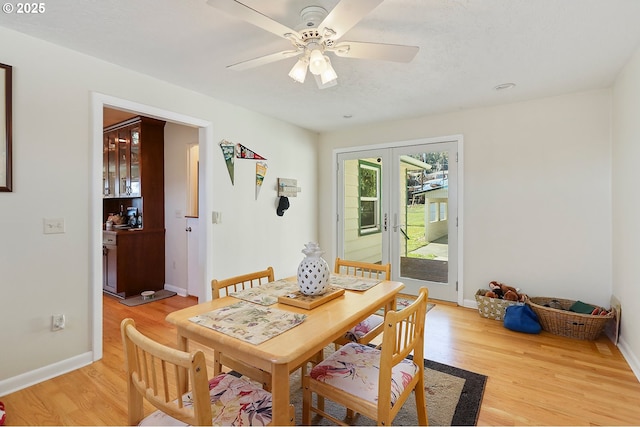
[278, 286, 345, 310]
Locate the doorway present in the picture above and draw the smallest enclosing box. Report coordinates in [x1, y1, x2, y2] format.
[336, 137, 462, 302]
[90, 93, 214, 361]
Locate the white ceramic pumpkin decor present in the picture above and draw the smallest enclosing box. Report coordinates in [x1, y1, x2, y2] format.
[297, 242, 330, 296]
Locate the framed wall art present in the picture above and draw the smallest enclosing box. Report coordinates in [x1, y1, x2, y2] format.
[1, 62, 12, 192]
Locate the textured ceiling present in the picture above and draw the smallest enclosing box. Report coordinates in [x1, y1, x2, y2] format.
[2, 0, 640, 132]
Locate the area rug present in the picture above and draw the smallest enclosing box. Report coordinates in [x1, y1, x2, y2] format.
[118, 290, 177, 307]
[287, 355, 486, 425]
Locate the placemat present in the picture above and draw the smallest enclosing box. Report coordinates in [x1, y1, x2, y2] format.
[189, 301, 306, 345]
[229, 279, 298, 306]
[330, 274, 382, 291]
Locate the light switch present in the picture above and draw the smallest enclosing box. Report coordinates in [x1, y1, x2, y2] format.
[43, 218, 65, 234]
[212, 211, 222, 224]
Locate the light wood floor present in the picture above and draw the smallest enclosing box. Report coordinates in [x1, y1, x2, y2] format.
[2, 293, 639, 425]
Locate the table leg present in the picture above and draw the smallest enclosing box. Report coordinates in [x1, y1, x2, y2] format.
[271, 363, 292, 425]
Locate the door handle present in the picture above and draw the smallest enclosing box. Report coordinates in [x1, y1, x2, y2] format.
[392, 213, 406, 234]
[185, 227, 192, 232]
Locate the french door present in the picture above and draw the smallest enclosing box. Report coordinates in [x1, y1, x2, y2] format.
[336, 140, 459, 302]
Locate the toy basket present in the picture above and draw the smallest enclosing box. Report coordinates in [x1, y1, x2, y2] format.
[527, 297, 614, 340]
[475, 289, 522, 321]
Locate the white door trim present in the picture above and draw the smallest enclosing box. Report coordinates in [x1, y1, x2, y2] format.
[90, 93, 214, 361]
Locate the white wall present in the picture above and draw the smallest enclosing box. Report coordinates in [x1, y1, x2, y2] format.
[0, 27, 318, 392]
[612, 46, 640, 378]
[320, 89, 612, 308]
[164, 122, 198, 295]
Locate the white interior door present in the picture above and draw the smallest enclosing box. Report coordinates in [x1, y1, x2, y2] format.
[336, 139, 459, 302]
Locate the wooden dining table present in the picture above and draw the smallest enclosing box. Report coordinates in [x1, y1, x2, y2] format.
[165, 276, 405, 426]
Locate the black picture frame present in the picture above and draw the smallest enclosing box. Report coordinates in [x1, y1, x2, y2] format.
[1, 62, 12, 192]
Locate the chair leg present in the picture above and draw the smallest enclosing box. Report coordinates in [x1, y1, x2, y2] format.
[415, 376, 429, 425]
[302, 378, 312, 425]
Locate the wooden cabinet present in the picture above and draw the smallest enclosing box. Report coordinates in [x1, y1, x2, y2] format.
[102, 116, 166, 297]
[103, 233, 118, 294]
[103, 117, 164, 205]
[102, 230, 166, 298]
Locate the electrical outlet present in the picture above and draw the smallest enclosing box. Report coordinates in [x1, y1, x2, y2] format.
[43, 218, 65, 234]
[52, 314, 65, 331]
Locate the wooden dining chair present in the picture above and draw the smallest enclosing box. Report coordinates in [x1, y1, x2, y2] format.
[302, 287, 429, 426]
[120, 318, 287, 426]
[211, 266, 274, 298]
[210, 267, 322, 390]
[333, 257, 392, 348]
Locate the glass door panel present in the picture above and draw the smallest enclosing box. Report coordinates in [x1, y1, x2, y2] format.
[392, 142, 457, 301]
[117, 130, 131, 196]
[129, 127, 141, 196]
[338, 150, 389, 266]
[104, 133, 117, 197]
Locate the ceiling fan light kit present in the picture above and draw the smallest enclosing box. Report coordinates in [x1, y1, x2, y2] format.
[308, 48, 327, 75]
[320, 56, 338, 84]
[207, 0, 419, 89]
[288, 57, 309, 83]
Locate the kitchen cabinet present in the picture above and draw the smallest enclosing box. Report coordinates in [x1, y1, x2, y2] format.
[103, 233, 118, 294]
[103, 117, 164, 208]
[102, 230, 165, 298]
[102, 116, 166, 297]
[116, 125, 141, 197]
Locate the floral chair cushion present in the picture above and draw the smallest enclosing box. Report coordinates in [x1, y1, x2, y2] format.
[309, 342, 419, 408]
[344, 314, 384, 342]
[139, 373, 272, 426]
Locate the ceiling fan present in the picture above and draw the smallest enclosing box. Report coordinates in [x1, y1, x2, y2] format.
[206, 0, 419, 89]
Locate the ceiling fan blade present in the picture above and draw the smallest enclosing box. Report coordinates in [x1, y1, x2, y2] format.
[332, 41, 419, 63]
[319, 0, 384, 40]
[206, 0, 300, 40]
[227, 50, 301, 71]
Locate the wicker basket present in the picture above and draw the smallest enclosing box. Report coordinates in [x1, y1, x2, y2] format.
[475, 289, 521, 321]
[527, 297, 614, 340]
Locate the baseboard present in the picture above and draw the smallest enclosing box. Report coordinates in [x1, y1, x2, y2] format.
[164, 283, 188, 297]
[463, 297, 478, 310]
[617, 337, 640, 382]
[0, 351, 93, 396]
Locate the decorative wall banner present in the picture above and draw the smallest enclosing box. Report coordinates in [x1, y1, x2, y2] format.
[255, 161, 267, 200]
[219, 140, 235, 185]
[236, 143, 266, 160]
